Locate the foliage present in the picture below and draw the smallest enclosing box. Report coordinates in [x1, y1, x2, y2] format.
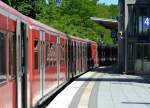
[2, 0, 45, 19]
[2, 0, 118, 44]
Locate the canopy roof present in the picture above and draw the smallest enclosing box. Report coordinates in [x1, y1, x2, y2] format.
[91, 17, 118, 30]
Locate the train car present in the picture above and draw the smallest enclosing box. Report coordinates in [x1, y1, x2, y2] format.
[87, 40, 98, 69]
[0, 1, 68, 107]
[67, 36, 88, 78]
[0, 1, 98, 108]
[0, 1, 29, 108]
[27, 18, 69, 107]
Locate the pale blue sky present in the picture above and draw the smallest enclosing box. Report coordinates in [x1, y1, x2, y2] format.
[99, 0, 118, 5]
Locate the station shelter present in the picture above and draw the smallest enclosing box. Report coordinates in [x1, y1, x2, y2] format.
[118, 0, 150, 74]
[91, 17, 118, 66]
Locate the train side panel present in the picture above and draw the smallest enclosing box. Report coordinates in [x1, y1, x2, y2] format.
[0, 8, 17, 108]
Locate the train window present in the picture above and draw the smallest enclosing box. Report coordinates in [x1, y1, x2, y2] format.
[34, 39, 39, 70]
[0, 30, 6, 82]
[9, 32, 15, 79]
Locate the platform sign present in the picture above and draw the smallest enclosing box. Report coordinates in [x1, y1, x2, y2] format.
[56, 0, 61, 3]
[143, 18, 150, 28]
[111, 31, 117, 38]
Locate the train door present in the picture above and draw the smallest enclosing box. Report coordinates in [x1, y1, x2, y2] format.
[16, 19, 29, 108]
[73, 42, 76, 75]
[59, 38, 67, 84]
[85, 44, 88, 71]
[76, 42, 79, 74]
[40, 31, 45, 96]
[65, 40, 69, 80]
[68, 38, 72, 78]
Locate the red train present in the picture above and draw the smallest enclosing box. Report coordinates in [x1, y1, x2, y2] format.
[0, 1, 98, 108]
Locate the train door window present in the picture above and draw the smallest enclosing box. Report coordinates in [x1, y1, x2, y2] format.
[60, 44, 65, 64]
[46, 41, 50, 66]
[50, 42, 56, 66]
[74, 42, 76, 61]
[9, 32, 15, 79]
[65, 42, 67, 64]
[82, 45, 84, 57]
[49, 43, 53, 66]
[34, 39, 39, 70]
[0, 30, 6, 82]
[63, 43, 65, 64]
[76, 43, 78, 62]
[78, 45, 80, 61]
[53, 43, 57, 66]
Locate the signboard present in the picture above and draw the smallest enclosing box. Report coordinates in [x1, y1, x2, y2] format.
[111, 31, 117, 38]
[56, 0, 61, 5]
[143, 18, 150, 28]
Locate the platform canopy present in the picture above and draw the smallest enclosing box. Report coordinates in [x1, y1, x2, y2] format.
[91, 17, 118, 30]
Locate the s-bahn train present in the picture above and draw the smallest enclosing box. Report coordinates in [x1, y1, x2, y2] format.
[0, 1, 98, 108]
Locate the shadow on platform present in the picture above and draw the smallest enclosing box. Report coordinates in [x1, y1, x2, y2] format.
[76, 65, 150, 84]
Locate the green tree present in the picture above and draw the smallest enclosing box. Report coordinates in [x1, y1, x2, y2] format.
[2, 0, 45, 19]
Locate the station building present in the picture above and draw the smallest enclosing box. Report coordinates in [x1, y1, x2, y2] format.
[118, 0, 150, 74]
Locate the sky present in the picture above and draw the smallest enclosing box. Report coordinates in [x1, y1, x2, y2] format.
[99, 0, 118, 5]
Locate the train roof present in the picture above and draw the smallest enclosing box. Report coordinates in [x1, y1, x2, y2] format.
[69, 35, 89, 43]
[69, 35, 98, 44]
[27, 17, 68, 39]
[91, 17, 118, 30]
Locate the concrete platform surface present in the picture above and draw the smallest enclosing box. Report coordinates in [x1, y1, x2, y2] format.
[47, 66, 150, 108]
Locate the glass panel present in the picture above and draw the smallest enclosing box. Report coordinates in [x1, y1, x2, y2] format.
[0, 30, 6, 82]
[34, 40, 39, 70]
[49, 43, 53, 66]
[53, 43, 57, 66]
[46, 41, 50, 66]
[65, 43, 67, 64]
[144, 44, 150, 61]
[9, 32, 15, 79]
[50, 42, 56, 66]
[60, 44, 65, 64]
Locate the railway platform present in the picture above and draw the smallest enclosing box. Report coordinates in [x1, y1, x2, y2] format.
[46, 66, 150, 108]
